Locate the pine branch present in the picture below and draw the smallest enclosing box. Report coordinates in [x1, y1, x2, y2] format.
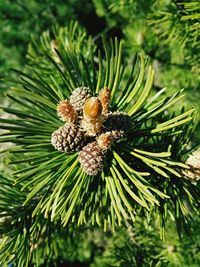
[0, 22, 199, 235]
[148, 0, 200, 72]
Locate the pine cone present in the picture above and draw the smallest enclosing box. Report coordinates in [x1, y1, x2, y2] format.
[182, 148, 200, 181]
[70, 87, 91, 113]
[103, 111, 131, 139]
[78, 141, 105, 176]
[51, 123, 85, 152]
[182, 168, 200, 181]
[186, 148, 200, 169]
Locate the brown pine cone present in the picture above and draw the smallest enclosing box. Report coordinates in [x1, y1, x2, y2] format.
[70, 87, 91, 113]
[78, 141, 105, 176]
[103, 111, 131, 139]
[51, 123, 85, 152]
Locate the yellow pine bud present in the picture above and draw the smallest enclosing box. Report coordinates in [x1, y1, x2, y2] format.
[99, 87, 110, 114]
[83, 97, 102, 120]
[82, 97, 103, 136]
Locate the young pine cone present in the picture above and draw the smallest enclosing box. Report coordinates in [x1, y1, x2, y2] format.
[51, 123, 85, 153]
[70, 87, 91, 113]
[78, 141, 105, 176]
[103, 111, 131, 139]
[57, 100, 77, 123]
[99, 87, 110, 114]
[97, 132, 113, 151]
[81, 97, 104, 136]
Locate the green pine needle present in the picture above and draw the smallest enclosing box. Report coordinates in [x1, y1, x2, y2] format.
[0, 22, 199, 236]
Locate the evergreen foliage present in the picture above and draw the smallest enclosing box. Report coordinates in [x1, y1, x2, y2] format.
[149, 0, 200, 73]
[0, 21, 199, 265]
[0, 2, 200, 266]
[92, 0, 200, 119]
[0, 0, 76, 71]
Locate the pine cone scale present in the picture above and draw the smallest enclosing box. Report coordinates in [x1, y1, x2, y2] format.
[78, 142, 104, 176]
[70, 87, 91, 113]
[51, 123, 85, 153]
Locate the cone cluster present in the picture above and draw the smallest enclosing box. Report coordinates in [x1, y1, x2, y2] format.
[51, 86, 131, 176]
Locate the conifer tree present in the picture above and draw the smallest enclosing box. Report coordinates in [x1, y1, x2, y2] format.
[0, 21, 199, 266]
